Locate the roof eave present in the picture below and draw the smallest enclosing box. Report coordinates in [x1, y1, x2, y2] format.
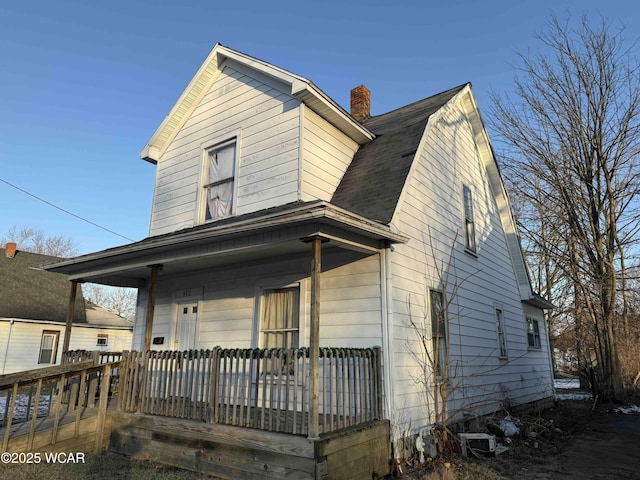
[42, 201, 408, 275]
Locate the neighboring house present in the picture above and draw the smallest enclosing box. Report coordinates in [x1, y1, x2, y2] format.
[0, 243, 133, 374]
[44, 45, 554, 450]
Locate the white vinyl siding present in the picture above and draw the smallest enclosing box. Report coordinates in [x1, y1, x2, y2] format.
[389, 103, 553, 431]
[132, 250, 383, 352]
[150, 61, 301, 236]
[0, 321, 132, 374]
[301, 108, 359, 202]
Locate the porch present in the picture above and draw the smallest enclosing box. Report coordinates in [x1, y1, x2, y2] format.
[1, 348, 390, 479]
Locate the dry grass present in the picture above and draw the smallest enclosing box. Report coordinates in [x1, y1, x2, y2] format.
[0, 451, 196, 480]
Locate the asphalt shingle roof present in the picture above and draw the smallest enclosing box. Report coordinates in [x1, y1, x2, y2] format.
[332, 84, 467, 224]
[0, 247, 87, 322]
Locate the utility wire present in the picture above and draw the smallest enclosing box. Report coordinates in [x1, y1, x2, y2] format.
[0, 177, 136, 242]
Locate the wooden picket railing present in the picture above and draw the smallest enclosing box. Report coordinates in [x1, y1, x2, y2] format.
[0, 359, 119, 452]
[118, 347, 383, 436]
[63, 350, 123, 365]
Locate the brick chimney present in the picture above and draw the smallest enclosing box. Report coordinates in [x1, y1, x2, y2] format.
[5, 242, 17, 258]
[350, 85, 370, 123]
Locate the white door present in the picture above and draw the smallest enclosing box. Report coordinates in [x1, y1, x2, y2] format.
[175, 302, 198, 351]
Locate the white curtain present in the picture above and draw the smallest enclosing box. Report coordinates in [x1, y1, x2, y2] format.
[206, 143, 235, 220]
[261, 287, 300, 349]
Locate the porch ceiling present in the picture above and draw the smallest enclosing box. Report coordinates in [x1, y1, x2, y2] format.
[42, 201, 408, 288]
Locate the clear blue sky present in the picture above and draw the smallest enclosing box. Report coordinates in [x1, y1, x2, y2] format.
[1, 0, 638, 255]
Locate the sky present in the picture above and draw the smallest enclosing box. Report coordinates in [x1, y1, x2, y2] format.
[1, 0, 639, 256]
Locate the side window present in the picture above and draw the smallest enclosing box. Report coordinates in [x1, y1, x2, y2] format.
[496, 309, 507, 358]
[463, 185, 476, 253]
[97, 334, 109, 347]
[203, 139, 236, 221]
[526, 318, 541, 348]
[38, 330, 60, 364]
[430, 290, 446, 378]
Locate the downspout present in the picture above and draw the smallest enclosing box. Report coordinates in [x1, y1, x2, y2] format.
[2, 319, 14, 374]
[380, 245, 395, 419]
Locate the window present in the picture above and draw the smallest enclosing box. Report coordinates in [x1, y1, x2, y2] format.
[526, 318, 541, 348]
[430, 290, 446, 378]
[463, 185, 476, 253]
[260, 286, 300, 350]
[38, 331, 60, 364]
[97, 334, 109, 347]
[496, 309, 507, 358]
[203, 140, 236, 221]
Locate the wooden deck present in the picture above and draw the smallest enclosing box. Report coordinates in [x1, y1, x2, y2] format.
[110, 411, 390, 480]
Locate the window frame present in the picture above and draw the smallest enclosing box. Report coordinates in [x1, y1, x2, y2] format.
[199, 137, 238, 223]
[526, 317, 542, 349]
[430, 289, 446, 379]
[462, 184, 476, 254]
[258, 285, 301, 351]
[496, 308, 508, 358]
[96, 333, 109, 347]
[38, 330, 60, 365]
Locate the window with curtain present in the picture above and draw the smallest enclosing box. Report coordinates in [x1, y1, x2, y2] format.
[261, 286, 300, 350]
[204, 140, 236, 221]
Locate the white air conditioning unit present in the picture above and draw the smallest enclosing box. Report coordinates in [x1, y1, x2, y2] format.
[458, 433, 496, 457]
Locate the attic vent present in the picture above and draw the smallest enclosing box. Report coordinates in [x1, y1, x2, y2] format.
[350, 85, 370, 123]
[5, 242, 17, 258]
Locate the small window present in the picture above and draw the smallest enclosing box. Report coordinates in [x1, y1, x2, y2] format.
[38, 331, 60, 364]
[203, 140, 236, 221]
[430, 290, 446, 378]
[463, 185, 476, 253]
[526, 318, 541, 348]
[496, 309, 507, 358]
[97, 334, 109, 347]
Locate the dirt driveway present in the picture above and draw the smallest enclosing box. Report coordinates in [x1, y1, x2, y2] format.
[504, 412, 640, 480]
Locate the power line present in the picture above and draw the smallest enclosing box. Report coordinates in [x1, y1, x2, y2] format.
[0, 177, 136, 242]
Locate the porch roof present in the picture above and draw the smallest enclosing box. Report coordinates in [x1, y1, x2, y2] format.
[42, 200, 408, 288]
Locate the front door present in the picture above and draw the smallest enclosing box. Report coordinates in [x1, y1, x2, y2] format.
[175, 302, 198, 351]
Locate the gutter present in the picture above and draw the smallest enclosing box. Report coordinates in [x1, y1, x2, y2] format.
[43, 202, 409, 273]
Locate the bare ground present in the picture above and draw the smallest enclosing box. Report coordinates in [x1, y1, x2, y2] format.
[400, 398, 640, 480]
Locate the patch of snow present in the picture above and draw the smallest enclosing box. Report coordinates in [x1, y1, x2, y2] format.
[614, 405, 640, 415]
[554, 378, 580, 389]
[555, 392, 592, 401]
[0, 392, 55, 422]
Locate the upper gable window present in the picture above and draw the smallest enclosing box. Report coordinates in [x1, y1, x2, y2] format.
[203, 140, 236, 221]
[463, 185, 476, 253]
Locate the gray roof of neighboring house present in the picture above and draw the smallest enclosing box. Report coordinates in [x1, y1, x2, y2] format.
[0, 246, 131, 328]
[332, 84, 467, 224]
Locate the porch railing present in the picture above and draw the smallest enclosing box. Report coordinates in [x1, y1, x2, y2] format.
[63, 350, 123, 365]
[118, 347, 383, 436]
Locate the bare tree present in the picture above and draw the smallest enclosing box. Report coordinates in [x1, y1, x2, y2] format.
[1, 226, 79, 257]
[491, 14, 640, 400]
[83, 284, 137, 321]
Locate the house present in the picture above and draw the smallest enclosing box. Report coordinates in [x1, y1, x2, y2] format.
[44, 44, 554, 478]
[0, 243, 133, 374]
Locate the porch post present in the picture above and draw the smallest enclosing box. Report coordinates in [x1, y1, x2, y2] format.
[138, 264, 161, 414]
[308, 237, 322, 439]
[143, 265, 162, 352]
[62, 280, 79, 359]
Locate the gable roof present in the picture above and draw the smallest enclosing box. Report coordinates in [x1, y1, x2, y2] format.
[0, 247, 132, 327]
[331, 85, 467, 224]
[141, 44, 374, 163]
